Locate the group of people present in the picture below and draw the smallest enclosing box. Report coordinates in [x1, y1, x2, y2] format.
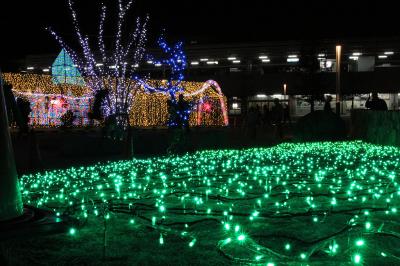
[245, 99, 290, 139]
[324, 93, 388, 112]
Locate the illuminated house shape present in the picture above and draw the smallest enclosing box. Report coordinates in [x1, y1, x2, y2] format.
[52, 49, 85, 86]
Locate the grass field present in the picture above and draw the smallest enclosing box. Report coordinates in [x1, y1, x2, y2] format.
[2, 141, 400, 265]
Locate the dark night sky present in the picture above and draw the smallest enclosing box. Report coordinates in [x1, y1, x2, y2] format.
[1, 0, 399, 69]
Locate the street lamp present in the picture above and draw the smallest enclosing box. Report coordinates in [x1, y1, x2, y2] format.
[283, 83, 287, 96]
[335, 45, 342, 114]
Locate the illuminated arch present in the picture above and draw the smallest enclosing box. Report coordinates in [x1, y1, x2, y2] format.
[183, 80, 228, 126]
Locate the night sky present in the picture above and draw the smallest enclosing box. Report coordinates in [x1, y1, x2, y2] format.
[1, 0, 399, 69]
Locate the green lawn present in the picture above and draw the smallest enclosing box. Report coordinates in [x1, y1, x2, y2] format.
[3, 141, 400, 265]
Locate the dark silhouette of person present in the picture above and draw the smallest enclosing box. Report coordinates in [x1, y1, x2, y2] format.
[365, 93, 388, 111]
[271, 98, 284, 139]
[246, 106, 258, 139]
[167, 99, 177, 127]
[167, 94, 191, 154]
[324, 95, 333, 112]
[271, 99, 283, 124]
[283, 103, 291, 123]
[262, 105, 271, 126]
[177, 94, 190, 130]
[16, 97, 32, 132]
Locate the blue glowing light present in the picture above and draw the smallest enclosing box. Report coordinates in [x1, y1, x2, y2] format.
[52, 49, 85, 86]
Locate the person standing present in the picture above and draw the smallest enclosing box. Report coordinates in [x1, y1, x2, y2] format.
[324, 95, 333, 112]
[365, 93, 388, 111]
[271, 98, 284, 139]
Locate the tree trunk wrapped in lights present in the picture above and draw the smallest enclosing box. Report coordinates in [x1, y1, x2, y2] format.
[0, 73, 23, 221]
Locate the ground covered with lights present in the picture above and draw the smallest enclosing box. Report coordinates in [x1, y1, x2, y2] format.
[4, 141, 400, 265]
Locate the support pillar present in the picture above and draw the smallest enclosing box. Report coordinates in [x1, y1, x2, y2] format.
[0, 72, 23, 221]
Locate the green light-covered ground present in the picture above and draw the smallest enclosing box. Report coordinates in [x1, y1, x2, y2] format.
[16, 141, 400, 265]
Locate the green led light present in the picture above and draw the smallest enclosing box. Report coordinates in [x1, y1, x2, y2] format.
[355, 239, 365, 247]
[18, 141, 400, 264]
[189, 239, 196, 247]
[365, 222, 371, 230]
[353, 254, 361, 264]
[224, 223, 230, 231]
[69, 228, 76, 235]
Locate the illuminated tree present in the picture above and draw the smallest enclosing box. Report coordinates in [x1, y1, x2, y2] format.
[135, 36, 190, 127]
[48, 0, 149, 125]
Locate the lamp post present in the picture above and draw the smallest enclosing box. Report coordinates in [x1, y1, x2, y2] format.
[283, 83, 287, 98]
[0, 70, 23, 221]
[335, 45, 342, 114]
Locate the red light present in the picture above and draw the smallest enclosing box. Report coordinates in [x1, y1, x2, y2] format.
[203, 102, 212, 112]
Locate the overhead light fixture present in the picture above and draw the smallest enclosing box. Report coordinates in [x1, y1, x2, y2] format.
[318, 53, 326, 57]
[132, 64, 139, 68]
[349, 56, 359, 60]
[287, 58, 299, 62]
[256, 94, 267, 98]
[232, 60, 241, 64]
[227, 57, 237, 60]
[352, 52, 362, 56]
[191, 61, 199, 65]
[95, 63, 104, 67]
[27, 66, 34, 70]
[288, 55, 298, 58]
[384, 51, 394, 55]
[206, 61, 218, 65]
[378, 55, 388, 59]
[261, 59, 270, 63]
[200, 58, 208, 62]
[109, 65, 117, 69]
[258, 55, 268, 59]
[155, 63, 162, 67]
[42, 68, 50, 72]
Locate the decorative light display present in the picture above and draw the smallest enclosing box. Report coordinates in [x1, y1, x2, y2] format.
[3, 73, 228, 127]
[135, 36, 191, 127]
[135, 37, 229, 127]
[3, 73, 91, 96]
[19, 141, 400, 264]
[52, 49, 85, 86]
[13, 90, 93, 127]
[47, 0, 148, 118]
